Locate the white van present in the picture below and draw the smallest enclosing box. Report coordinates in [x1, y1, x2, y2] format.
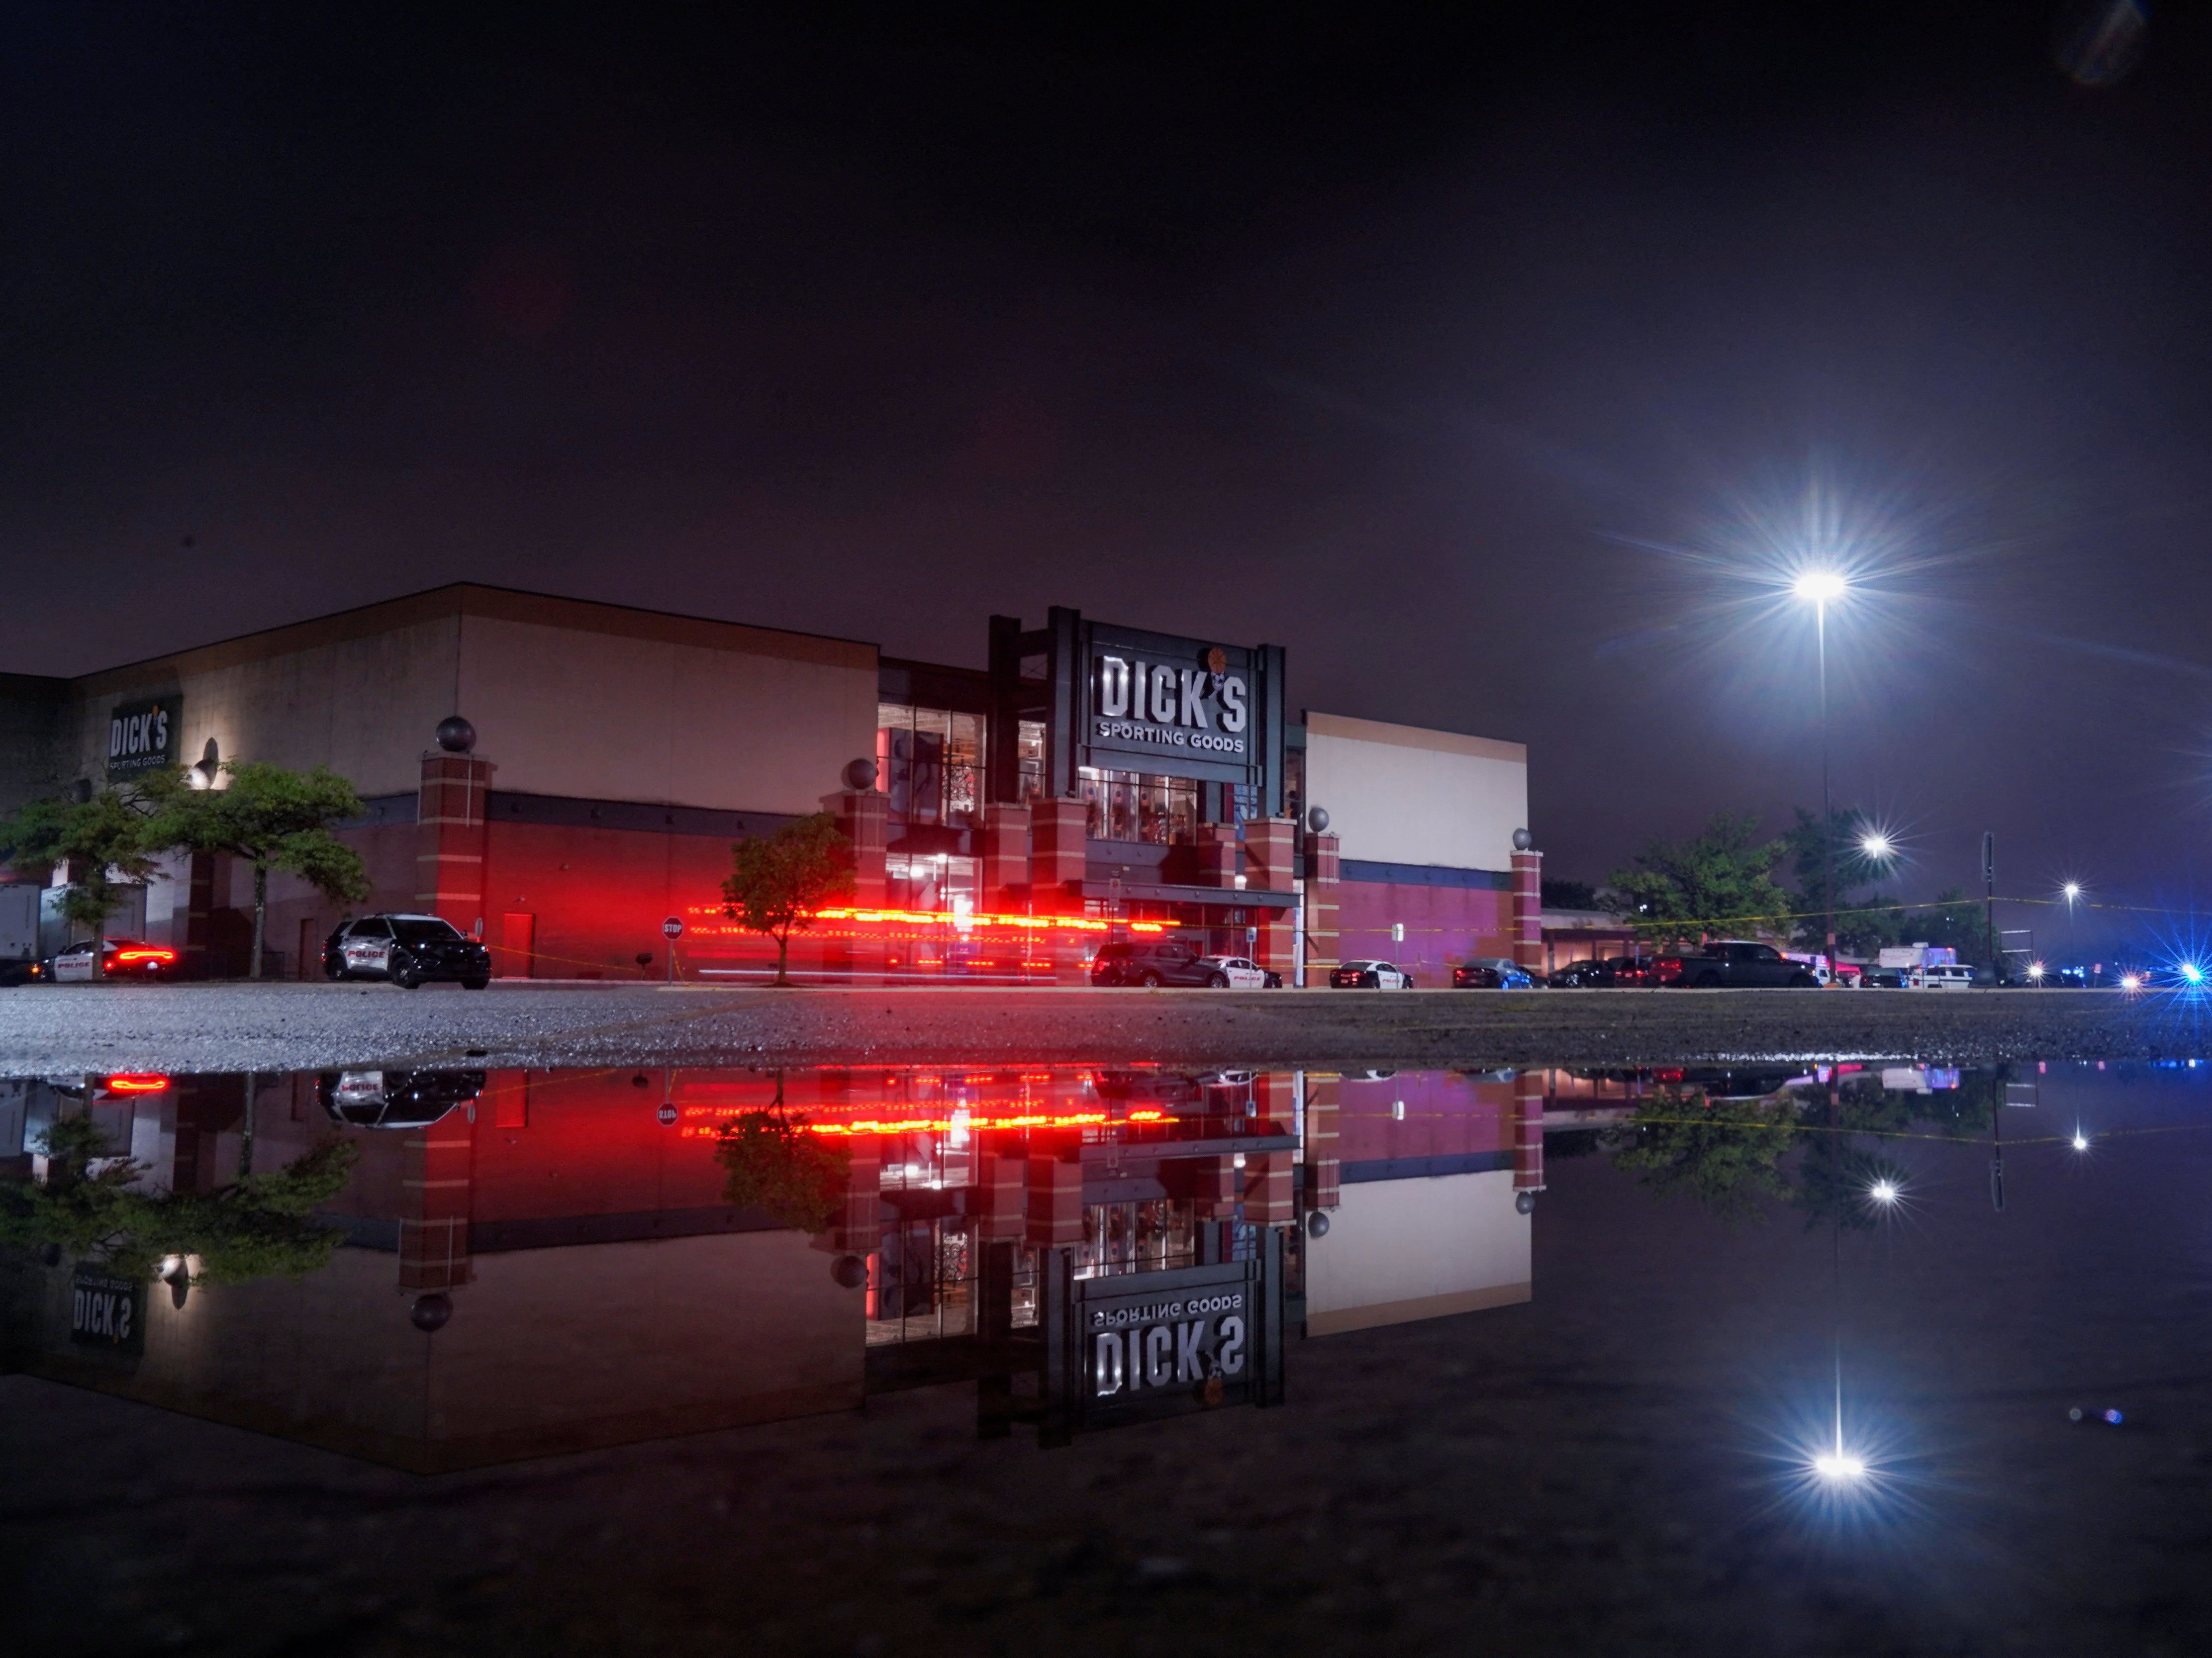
[1912, 963, 1976, 991]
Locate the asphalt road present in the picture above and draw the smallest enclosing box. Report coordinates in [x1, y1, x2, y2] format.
[2, 981, 2207, 1073]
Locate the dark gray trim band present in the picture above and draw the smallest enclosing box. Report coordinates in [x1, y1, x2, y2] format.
[1340, 860, 1510, 891]
[1340, 1150, 1517, 1183]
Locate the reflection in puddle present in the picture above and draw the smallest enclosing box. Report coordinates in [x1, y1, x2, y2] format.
[0, 1059, 2194, 1477]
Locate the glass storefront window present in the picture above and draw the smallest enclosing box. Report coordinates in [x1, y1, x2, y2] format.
[885, 853, 979, 913]
[1016, 720, 1045, 805]
[1078, 768, 1198, 844]
[876, 702, 985, 826]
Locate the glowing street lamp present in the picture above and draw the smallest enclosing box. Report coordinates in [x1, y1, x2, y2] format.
[1794, 570, 1849, 982]
[1867, 1178, 1900, 1205]
[1813, 1450, 1867, 1481]
[1859, 832, 1893, 862]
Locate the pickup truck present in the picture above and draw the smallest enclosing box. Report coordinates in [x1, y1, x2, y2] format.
[1654, 940, 1821, 988]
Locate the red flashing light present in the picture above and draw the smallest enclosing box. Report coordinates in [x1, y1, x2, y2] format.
[802, 1110, 1111, 1137]
[112, 947, 176, 964]
[1126, 1108, 1167, 1122]
[105, 1074, 171, 1093]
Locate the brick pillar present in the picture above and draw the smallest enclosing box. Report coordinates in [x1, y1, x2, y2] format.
[980, 804, 1031, 910]
[819, 789, 888, 908]
[1242, 1152, 1293, 1226]
[398, 1106, 475, 1293]
[1302, 1073, 1340, 1212]
[974, 1149, 1028, 1242]
[181, 850, 217, 979]
[1513, 1069, 1546, 1196]
[1029, 799, 1087, 902]
[1244, 818, 1297, 978]
[1194, 823, 1238, 887]
[1026, 1150, 1084, 1248]
[827, 1136, 883, 1255]
[1303, 832, 1342, 982]
[416, 752, 494, 936]
[1511, 848, 1543, 974]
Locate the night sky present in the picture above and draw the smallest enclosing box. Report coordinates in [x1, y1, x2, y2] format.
[3, 4, 2205, 952]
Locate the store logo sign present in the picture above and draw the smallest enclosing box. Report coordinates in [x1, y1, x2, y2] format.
[106, 696, 183, 778]
[1092, 649, 1247, 755]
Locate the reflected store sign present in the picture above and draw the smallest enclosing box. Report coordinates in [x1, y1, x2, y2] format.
[70, 1267, 145, 1354]
[1040, 1241, 1284, 1442]
[1091, 646, 1249, 759]
[106, 695, 183, 779]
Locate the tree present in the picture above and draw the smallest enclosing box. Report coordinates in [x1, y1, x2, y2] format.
[142, 762, 371, 980]
[1605, 811, 1792, 943]
[1782, 806, 1908, 955]
[720, 812, 855, 987]
[0, 789, 162, 962]
[1539, 877, 1601, 912]
[1612, 1089, 1799, 1228]
[0, 1115, 358, 1284]
[713, 1077, 852, 1233]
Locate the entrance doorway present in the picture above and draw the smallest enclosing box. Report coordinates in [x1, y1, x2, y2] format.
[499, 912, 536, 979]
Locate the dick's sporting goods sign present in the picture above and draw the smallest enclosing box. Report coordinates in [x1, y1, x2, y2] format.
[106, 695, 184, 779]
[1035, 1236, 1284, 1444]
[1078, 622, 1282, 790]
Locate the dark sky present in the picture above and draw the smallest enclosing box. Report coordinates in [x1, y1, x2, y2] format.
[3, 4, 2206, 952]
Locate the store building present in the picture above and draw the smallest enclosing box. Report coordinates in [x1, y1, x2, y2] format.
[0, 584, 1541, 983]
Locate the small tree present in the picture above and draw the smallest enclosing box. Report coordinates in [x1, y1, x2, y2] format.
[721, 812, 855, 987]
[1606, 811, 1792, 944]
[713, 1076, 851, 1233]
[142, 762, 371, 980]
[0, 789, 162, 963]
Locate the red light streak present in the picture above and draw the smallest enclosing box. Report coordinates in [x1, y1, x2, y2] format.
[802, 1110, 1111, 1136]
[105, 1074, 171, 1093]
[112, 948, 176, 964]
[1126, 1108, 1166, 1122]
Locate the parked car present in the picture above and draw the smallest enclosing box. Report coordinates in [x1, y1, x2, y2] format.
[1454, 957, 1536, 989]
[1198, 954, 1272, 989]
[44, 937, 180, 983]
[1654, 941, 1820, 988]
[323, 914, 492, 989]
[1091, 938, 1224, 987]
[1608, 955, 1663, 986]
[1860, 967, 1909, 989]
[1548, 958, 1615, 988]
[1330, 959, 1415, 989]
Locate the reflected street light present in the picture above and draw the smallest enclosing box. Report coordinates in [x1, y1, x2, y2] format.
[1794, 571, 1849, 983]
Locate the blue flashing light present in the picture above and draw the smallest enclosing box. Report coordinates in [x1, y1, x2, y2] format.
[2182, 962, 2206, 986]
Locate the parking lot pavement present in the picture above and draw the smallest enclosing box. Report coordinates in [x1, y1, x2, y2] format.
[0, 981, 2185, 1074]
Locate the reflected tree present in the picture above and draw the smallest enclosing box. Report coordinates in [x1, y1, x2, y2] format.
[0, 1116, 358, 1283]
[713, 1075, 852, 1233]
[1613, 1089, 1799, 1227]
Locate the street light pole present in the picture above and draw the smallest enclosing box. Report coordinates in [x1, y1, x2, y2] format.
[1818, 593, 1834, 982]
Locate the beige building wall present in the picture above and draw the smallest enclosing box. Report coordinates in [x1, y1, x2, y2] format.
[1303, 1167, 1531, 1336]
[1303, 710, 1529, 872]
[62, 586, 878, 813]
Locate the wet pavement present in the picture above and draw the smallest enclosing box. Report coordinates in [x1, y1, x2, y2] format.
[3, 1058, 2209, 1654]
[3, 981, 2208, 1073]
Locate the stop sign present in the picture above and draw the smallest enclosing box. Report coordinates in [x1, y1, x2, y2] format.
[662, 916, 684, 939]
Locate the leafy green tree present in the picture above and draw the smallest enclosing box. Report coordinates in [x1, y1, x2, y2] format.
[141, 762, 370, 979]
[1605, 811, 1792, 943]
[1539, 877, 1601, 912]
[1612, 1088, 1799, 1227]
[713, 1081, 852, 1233]
[0, 789, 162, 962]
[0, 1116, 358, 1284]
[1782, 806, 1909, 954]
[720, 812, 856, 986]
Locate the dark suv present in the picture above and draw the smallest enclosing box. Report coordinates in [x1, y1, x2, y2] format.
[1090, 938, 1225, 987]
[324, 914, 493, 989]
[1654, 940, 1817, 988]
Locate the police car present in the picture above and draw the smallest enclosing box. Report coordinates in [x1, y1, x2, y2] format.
[1197, 955, 1272, 989]
[323, 914, 493, 989]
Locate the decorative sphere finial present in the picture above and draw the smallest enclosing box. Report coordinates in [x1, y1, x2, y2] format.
[842, 757, 877, 791]
[1306, 806, 1330, 834]
[1512, 827, 1534, 852]
[435, 716, 477, 754]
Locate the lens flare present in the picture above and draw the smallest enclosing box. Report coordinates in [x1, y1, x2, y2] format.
[1868, 1179, 1901, 1205]
[1794, 570, 1848, 605]
[1812, 1451, 1867, 1481]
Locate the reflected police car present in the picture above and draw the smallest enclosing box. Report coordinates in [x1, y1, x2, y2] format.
[323, 914, 492, 989]
[1330, 959, 1415, 990]
[318, 1068, 488, 1128]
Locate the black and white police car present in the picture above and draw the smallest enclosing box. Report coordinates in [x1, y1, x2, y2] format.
[323, 914, 493, 989]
